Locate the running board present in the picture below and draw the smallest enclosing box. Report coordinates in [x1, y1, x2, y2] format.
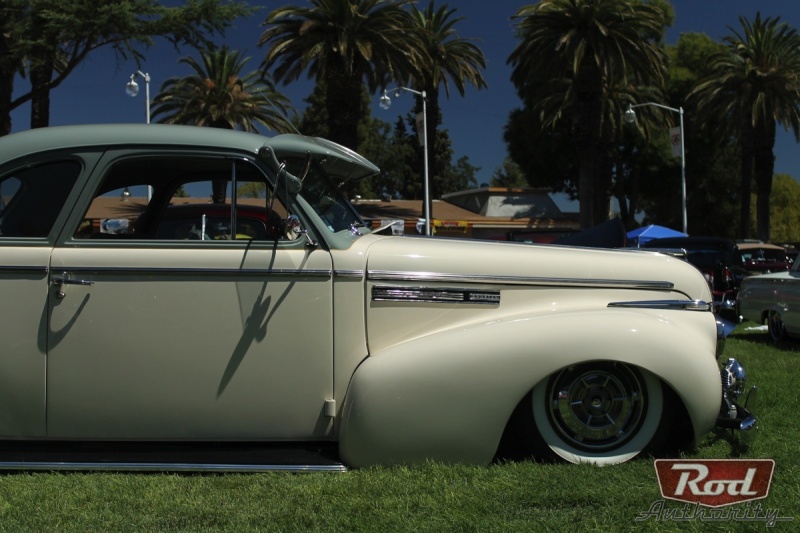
[0, 441, 347, 473]
[0, 461, 346, 473]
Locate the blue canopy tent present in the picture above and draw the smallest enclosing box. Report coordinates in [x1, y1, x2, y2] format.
[627, 225, 687, 247]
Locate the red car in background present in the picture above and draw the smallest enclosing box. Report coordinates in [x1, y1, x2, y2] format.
[141, 202, 285, 241]
[642, 237, 748, 318]
[737, 242, 792, 274]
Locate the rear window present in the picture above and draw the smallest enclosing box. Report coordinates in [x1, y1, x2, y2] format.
[0, 161, 80, 238]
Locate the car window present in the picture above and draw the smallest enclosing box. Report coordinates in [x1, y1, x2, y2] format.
[284, 158, 364, 233]
[0, 160, 81, 238]
[75, 155, 288, 242]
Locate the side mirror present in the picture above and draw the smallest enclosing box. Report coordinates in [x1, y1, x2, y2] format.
[285, 214, 302, 241]
[284, 214, 317, 247]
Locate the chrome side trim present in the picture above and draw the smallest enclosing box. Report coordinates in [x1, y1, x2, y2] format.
[0, 461, 346, 473]
[368, 270, 674, 290]
[51, 267, 333, 278]
[607, 299, 712, 311]
[372, 286, 500, 305]
[334, 270, 365, 279]
[0, 266, 49, 275]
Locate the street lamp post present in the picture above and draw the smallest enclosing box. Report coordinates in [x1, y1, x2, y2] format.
[379, 87, 430, 236]
[625, 102, 686, 234]
[126, 70, 152, 201]
[126, 70, 151, 124]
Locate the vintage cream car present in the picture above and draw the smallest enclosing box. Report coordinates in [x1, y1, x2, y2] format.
[0, 125, 755, 469]
[737, 257, 800, 341]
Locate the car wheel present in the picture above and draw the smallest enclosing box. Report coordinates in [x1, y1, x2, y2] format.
[768, 311, 787, 342]
[526, 362, 666, 465]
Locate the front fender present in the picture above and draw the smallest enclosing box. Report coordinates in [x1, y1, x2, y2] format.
[338, 307, 721, 467]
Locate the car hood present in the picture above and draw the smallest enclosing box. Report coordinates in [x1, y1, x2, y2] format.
[363, 236, 712, 301]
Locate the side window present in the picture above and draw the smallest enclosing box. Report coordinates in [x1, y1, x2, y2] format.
[154, 177, 286, 241]
[0, 161, 81, 238]
[75, 155, 287, 242]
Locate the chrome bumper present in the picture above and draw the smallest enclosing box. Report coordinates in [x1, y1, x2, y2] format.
[715, 355, 758, 443]
[716, 385, 758, 443]
[714, 318, 758, 442]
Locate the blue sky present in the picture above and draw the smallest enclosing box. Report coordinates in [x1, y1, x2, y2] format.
[9, 1, 800, 188]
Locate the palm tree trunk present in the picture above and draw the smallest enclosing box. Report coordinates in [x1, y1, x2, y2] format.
[739, 120, 754, 239]
[30, 60, 54, 129]
[574, 64, 603, 229]
[753, 117, 776, 242]
[0, 33, 14, 137]
[595, 152, 613, 223]
[325, 62, 362, 151]
[0, 74, 12, 137]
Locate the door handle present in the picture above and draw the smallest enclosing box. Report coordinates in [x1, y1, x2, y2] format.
[51, 272, 94, 299]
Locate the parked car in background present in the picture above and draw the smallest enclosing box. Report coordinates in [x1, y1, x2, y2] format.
[737, 258, 800, 341]
[138, 203, 285, 241]
[0, 125, 756, 469]
[642, 237, 749, 318]
[737, 242, 791, 274]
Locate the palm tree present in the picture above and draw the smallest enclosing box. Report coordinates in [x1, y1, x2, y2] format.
[405, 1, 487, 213]
[152, 45, 296, 202]
[508, 0, 667, 228]
[691, 13, 800, 241]
[258, 0, 424, 152]
[151, 46, 295, 132]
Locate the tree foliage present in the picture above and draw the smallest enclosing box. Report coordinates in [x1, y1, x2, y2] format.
[691, 13, 800, 242]
[0, 0, 253, 135]
[490, 158, 527, 189]
[151, 46, 295, 133]
[755, 174, 800, 243]
[259, 0, 423, 152]
[404, 1, 487, 205]
[508, 0, 669, 228]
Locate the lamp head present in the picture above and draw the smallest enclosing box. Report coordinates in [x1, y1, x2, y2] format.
[624, 105, 636, 125]
[379, 90, 391, 110]
[126, 75, 140, 98]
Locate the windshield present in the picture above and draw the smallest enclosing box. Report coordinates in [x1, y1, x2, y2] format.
[285, 158, 365, 233]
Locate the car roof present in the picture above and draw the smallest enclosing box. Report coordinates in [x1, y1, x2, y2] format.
[736, 242, 785, 251]
[0, 125, 380, 180]
[0, 124, 267, 160]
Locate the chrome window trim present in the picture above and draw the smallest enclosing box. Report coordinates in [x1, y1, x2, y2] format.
[607, 300, 712, 311]
[368, 270, 674, 290]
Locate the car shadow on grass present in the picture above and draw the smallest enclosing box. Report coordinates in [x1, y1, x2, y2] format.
[730, 325, 800, 353]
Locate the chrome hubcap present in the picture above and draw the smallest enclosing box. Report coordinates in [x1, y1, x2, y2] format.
[546, 363, 646, 452]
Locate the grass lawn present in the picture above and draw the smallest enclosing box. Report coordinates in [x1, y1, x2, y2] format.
[0, 323, 796, 532]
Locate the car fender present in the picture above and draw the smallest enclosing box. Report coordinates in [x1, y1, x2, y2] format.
[338, 307, 721, 467]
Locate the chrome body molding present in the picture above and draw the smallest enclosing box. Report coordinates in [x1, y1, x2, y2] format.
[0, 266, 48, 275]
[48, 266, 333, 278]
[334, 270, 365, 279]
[368, 270, 674, 290]
[607, 300, 712, 311]
[372, 286, 501, 305]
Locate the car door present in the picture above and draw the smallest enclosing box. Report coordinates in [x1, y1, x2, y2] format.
[46, 150, 335, 440]
[0, 157, 88, 438]
[780, 268, 800, 335]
